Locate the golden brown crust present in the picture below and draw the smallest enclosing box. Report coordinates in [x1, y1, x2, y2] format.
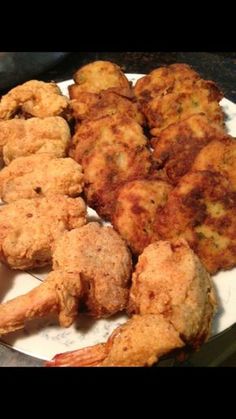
[70, 61, 132, 97]
[0, 80, 69, 120]
[0, 117, 71, 164]
[0, 196, 86, 270]
[70, 115, 151, 219]
[152, 114, 229, 185]
[0, 154, 84, 202]
[156, 170, 236, 273]
[112, 178, 172, 254]
[53, 223, 132, 317]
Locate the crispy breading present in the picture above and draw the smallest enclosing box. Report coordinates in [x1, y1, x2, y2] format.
[148, 80, 224, 135]
[0, 196, 86, 270]
[69, 61, 132, 98]
[47, 239, 216, 367]
[70, 91, 144, 125]
[152, 114, 229, 185]
[70, 115, 151, 219]
[0, 154, 84, 202]
[0, 80, 69, 120]
[112, 178, 172, 254]
[134, 63, 200, 104]
[53, 223, 132, 317]
[0, 117, 70, 164]
[156, 170, 236, 273]
[192, 137, 236, 188]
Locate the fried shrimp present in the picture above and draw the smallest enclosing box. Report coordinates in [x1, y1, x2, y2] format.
[70, 91, 144, 125]
[152, 114, 229, 185]
[47, 240, 216, 366]
[0, 223, 132, 336]
[0, 80, 69, 120]
[69, 61, 132, 98]
[112, 178, 173, 254]
[156, 170, 236, 273]
[0, 154, 84, 202]
[0, 117, 71, 165]
[0, 196, 86, 270]
[70, 115, 151, 219]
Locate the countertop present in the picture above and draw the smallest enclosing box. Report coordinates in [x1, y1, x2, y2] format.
[0, 52, 236, 367]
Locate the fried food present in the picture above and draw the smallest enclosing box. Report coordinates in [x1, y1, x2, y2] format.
[69, 61, 132, 98]
[0, 117, 71, 165]
[53, 223, 132, 317]
[148, 80, 224, 135]
[0, 223, 132, 336]
[0, 154, 84, 203]
[47, 239, 216, 366]
[70, 91, 144, 125]
[156, 170, 236, 273]
[152, 114, 229, 185]
[134, 63, 200, 104]
[112, 178, 172, 254]
[70, 115, 151, 219]
[192, 137, 236, 188]
[0, 80, 69, 120]
[0, 196, 86, 270]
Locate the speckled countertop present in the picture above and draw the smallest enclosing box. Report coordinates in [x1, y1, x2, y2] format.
[0, 52, 236, 367]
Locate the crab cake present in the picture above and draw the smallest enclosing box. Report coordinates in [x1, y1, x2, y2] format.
[134, 63, 200, 104]
[192, 137, 236, 188]
[0, 80, 69, 120]
[0, 154, 84, 203]
[152, 114, 229, 185]
[0, 117, 71, 165]
[70, 115, 152, 219]
[112, 178, 173, 254]
[156, 170, 236, 274]
[147, 80, 224, 136]
[70, 91, 144, 125]
[0, 196, 86, 270]
[69, 61, 132, 98]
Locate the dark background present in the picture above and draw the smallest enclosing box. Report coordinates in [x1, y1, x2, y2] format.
[0, 51, 236, 367]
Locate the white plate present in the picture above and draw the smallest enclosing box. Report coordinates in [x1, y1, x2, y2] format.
[1, 74, 236, 361]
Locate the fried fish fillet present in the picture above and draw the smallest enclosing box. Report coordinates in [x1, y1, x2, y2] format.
[0, 80, 69, 120]
[148, 80, 224, 135]
[0, 196, 86, 270]
[0, 154, 84, 202]
[156, 170, 236, 273]
[47, 239, 216, 367]
[134, 63, 200, 104]
[192, 137, 236, 188]
[112, 178, 172, 254]
[70, 91, 144, 125]
[0, 117, 71, 164]
[70, 115, 151, 219]
[152, 114, 229, 185]
[69, 61, 132, 98]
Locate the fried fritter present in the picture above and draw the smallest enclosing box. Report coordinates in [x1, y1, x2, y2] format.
[148, 80, 224, 135]
[0, 117, 71, 164]
[70, 91, 144, 125]
[152, 114, 229, 185]
[70, 115, 151, 219]
[69, 61, 132, 98]
[112, 178, 172, 254]
[0, 80, 69, 120]
[156, 170, 236, 273]
[47, 239, 216, 367]
[0, 154, 84, 203]
[134, 63, 200, 104]
[192, 137, 236, 188]
[53, 222, 132, 317]
[0, 196, 86, 270]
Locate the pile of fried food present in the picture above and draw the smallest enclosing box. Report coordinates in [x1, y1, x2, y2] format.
[0, 59, 235, 366]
